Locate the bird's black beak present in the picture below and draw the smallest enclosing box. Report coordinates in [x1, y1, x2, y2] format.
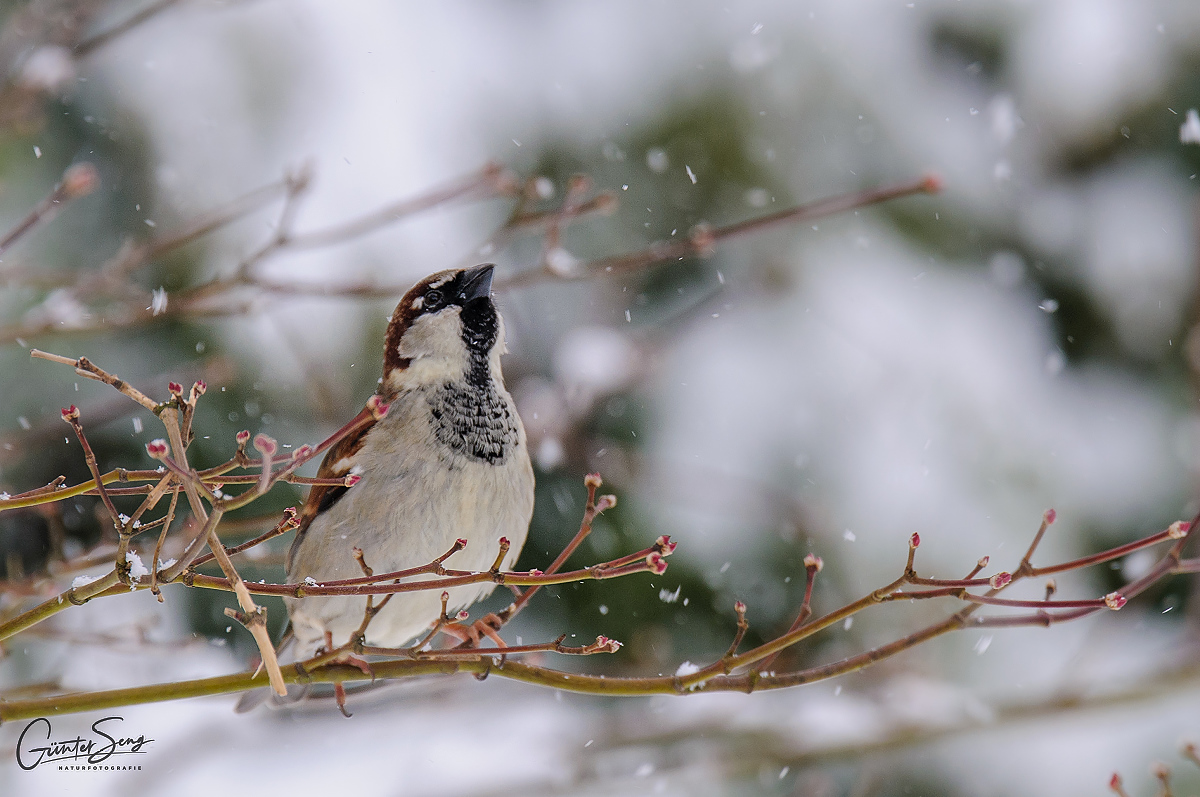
[459, 264, 495, 304]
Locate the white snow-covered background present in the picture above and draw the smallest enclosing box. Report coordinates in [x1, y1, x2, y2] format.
[2, 0, 1200, 794]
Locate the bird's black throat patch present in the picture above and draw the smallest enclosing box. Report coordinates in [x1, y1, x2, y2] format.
[427, 297, 518, 464]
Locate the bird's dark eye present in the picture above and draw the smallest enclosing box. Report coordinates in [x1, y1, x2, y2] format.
[425, 289, 443, 308]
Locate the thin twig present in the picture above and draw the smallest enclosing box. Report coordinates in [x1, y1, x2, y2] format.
[495, 175, 941, 290]
[74, 0, 185, 58]
[0, 163, 98, 256]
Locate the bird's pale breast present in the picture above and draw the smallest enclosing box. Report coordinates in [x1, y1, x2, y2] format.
[286, 380, 534, 656]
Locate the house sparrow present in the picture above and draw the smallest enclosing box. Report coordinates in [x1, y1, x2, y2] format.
[284, 263, 535, 660]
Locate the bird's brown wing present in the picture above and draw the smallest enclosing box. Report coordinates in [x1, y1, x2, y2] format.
[285, 412, 374, 573]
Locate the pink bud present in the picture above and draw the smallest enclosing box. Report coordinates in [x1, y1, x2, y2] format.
[235, 430, 251, 444]
[456, 538, 468, 548]
[456, 610, 470, 620]
[282, 507, 297, 519]
[689, 222, 716, 256]
[647, 552, 668, 574]
[343, 474, 361, 487]
[595, 494, 618, 511]
[1109, 773, 1122, 791]
[528, 569, 543, 576]
[62, 162, 100, 199]
[366, 395, 390, 419]
[441, 591, 450, 601]
[293, 444, 313, 459]
[655, 535, 677, 554]
[146, 439, 169, 459]
[584, 472, 603, 489]
[193, 380, 207, 395]
[1104, 592, 1126, 610]
[921, 174, 943, 194]
[168, 381, 183, 396]
[734, 600, 746, 613]
[1044, 508, 1056, 525]
[566, 173, 591, 195]
[1168, 520, 1189, 539]
[498, 536, 510, 547]
[594, 192, 618, 215]
[989, 571, 1012, 589]
[803, 553, 823, 572]
[252, 433, 277, 457]
[909, 532, 920, 549]
[60, 405, 79, 421]
[977, 555, 990, 568]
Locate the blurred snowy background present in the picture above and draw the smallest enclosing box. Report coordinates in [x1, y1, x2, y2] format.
[2, 0, 1200, 794]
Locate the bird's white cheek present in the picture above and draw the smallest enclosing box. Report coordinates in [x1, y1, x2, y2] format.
[398, 312, 469, 359]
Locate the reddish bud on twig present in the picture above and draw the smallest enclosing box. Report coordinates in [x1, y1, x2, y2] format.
[803, 553, 823, 572]
[593, 635, 622, 653]
[366, 395, 390, 419]
[527, 568, 543, 576]
[977, 555, 990, 569]
[1108, 773, 1123, 794]
[282, 507, 297, 520]
[655, 535, 677, 555]
[146, 439, 169, 459]
[989, 572, 1012, 589]
[193, 380, 207, 395]
[456, 610, 470, 621]
[60, 405, 79, 422]
[593, 192, 619, 215]
[689, 222, 716, 256]
[167, 381, 183, 397]
[492, 165, 521, 196]
[595, 494, 618, 512]
[566, 173, 591, 197]
[647, 552, 668, 574]
[1168, 520, 1190, 539]
[909, 532, 920, 549]
[920, 174, 943, 194]
[252, 433, 277, 457]
[1044, 508, 1057, 525]
[584, 473, 602, 490]
[62, 163, 100, 200]
[498, 537, 510, 547]
[344, 474, 362, 487]
[734, 600, 746, 614]
[1104, 592, 1127, 610]
[1044, 579, 1057, 598]
[1183, 741, 1198, 763]
[456, 538, 468, 549]
[235, 430, 251, 445]
[292, 444, 313, 459]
